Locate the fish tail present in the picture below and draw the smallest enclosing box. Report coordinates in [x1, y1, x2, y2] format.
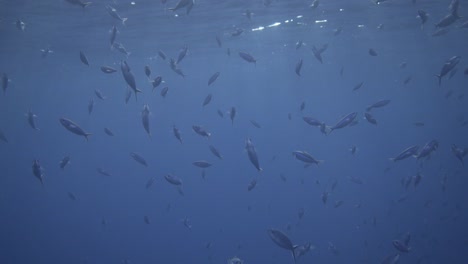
[316, 160, 325, 166]
[122, 18, 128, 26]
[84, 133, 92, 141]
[324, 126, 333, 135]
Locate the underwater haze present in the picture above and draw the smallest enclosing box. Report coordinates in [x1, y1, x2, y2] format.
[1, 0, 468, 263]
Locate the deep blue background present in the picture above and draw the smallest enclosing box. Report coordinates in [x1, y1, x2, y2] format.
[1, 0, 467, 263]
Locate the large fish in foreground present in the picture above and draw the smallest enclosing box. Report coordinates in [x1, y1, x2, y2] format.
[59, 118, 91, 141]
[268, 229, 299, 263]
[246, 138, 262, 172]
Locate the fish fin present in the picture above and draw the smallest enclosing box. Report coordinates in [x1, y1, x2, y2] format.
[122, 18, 128, 26]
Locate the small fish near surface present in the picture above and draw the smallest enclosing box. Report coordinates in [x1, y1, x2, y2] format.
[59, 117, 92, 141]
[267, 228, 299, 263]
[352, 81, 364, 91]
[32, 159, 44, 186]
[112, 42, 131, 57]
[164, 174, 184, 194]
[141, 104, 151, 137]
[239, 51, 257, 64]
[245, 138, 262, 172]
[176, 45, 189, 64]
[160, 87, 169, 98]
[389, 145, 419, 162]
[130, 152, 148, 167]
[151, 76, 163, 90]
[94, 89, 107, 100]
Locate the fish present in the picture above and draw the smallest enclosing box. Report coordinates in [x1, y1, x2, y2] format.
[389, 145, 419, 162]
[130, 152, 148, 167]
[2, 73, 9, 94]
[192, 125, 211, 138]
[215, 35, 222, 47]
[250, 119, 261, 128]
[364, 112, 377, 125]
[87, 99, 94, 115]
[292, 151, 323, 165]
[436, 56, 460, 86]
[121, 61, 141, 99]
[414, 140, 438, 160]
[217, 109, 224, 118]
[100, 66, 117, 74]
[141, 104, 151, 137]
[245, 138, 262, 172]
[16, 19, 26, 31]
[208, 72, 220, 86]
[168, 0, 194, 13]
[160, 86, 169, 98]
[451, 144, 467, 165]
[417, 10, 428, 29]
[392, 240, 411, 253]
[173, 126, 182, 143]
[144, 216, 150, 224]
[229, 107, 236, 125]
[151, 76, 163, 90]
[106, 5, 128, 25]
[327, 112, 358, 134]
[164, 174, 182, 186]
[169, 58, 186, 78]
[79, 51, 89, 66]
[247, 179, 257, 191]
[158, 50, 166, 60]
[59, 118, 91, 141]
[310, 0, 319, 8]
[144, 65, 151, 79]
[40, 47, 53, 58]
[145, 177, 156, 189]
[369, 48, 378, 56]
[59, 156, 71, 169]
[104, 128, 114, 136]
[176, 46, 188, 64]
[435, 13, 459, 28]
[97, 168, 111, 176]
[209, 145, 223, 159]
[94, 89, 106, 100]
[67, 192, 77, 201]
[109, 25, 118, 47]
[65, 0, 91, 8]
[366, 99, 391, 112]
[32, 160, 44, 186]
[295, 40, 303, 50]
[295, 59, 303, 76]
[267, 229, 298, 263]
[352, 81, 364, 91]
[26, 109, 39, 130]
[239, 52, 256, 64]
[193, 160, 212, 168]
[203, 94, 212, 107]
[112, 42, 131, 57]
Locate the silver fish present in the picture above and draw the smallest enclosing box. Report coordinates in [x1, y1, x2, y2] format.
[121, 61, 141, 99]
[16, 19, 26, 31]
[327, 112, 358, 134]
[158, 50, 166, 60]
[59, 117, 91, 141]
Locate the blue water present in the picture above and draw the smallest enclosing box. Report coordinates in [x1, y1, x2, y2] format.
[1, 0, 468, 263]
